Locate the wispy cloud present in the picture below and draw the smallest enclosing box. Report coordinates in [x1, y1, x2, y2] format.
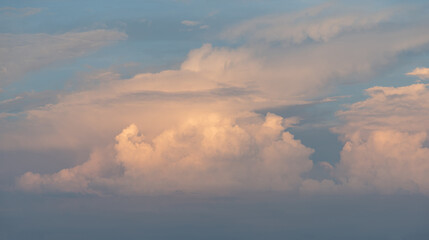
[407, 67, 429, 79]
[181, 20, 200, 26]
[222, 3, 394, 43]
[181, 20, 208, 30]
[0, 30, 127, 87]
[0, 7, 42, 17]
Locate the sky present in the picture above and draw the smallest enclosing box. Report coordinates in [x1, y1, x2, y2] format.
[1, 0, 429, 239]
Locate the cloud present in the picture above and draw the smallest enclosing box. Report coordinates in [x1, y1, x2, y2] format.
[181, 20, 208, 30]
[0, 30, 127, 86]
[2, 5, 429, 154]
[181, 20, 200, 26]
[222, 3, 394, 43]
[0, 7, 42, 17]
[0, 49, 264, 151]
[186, 19, 429, 100]
[407, 67, 429, 79]
[2, 4, 429, 152]
[331, 83, 429, 195]
[0, 91, 58, 113]
[5, 4, 429, 196]
[0, 112, 16, 119]
[17, 113, 314, 194]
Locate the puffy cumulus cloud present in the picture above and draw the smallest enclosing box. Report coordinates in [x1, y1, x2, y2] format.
[331, 83, 429, 195]
[18, 147, 121, 194]
[222, 2, 393, 43]
[336, 130, 429, 194]
[17, 113, 314, 194]
[0, 30, 127, 86]
[407, 67, 429, 80]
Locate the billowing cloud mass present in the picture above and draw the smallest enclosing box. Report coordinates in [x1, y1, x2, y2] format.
[4, 2, 429, 239]
[0, 30, 127, 86]
[6, 3, 429, 195]
[18, 113, 314, 194]
[407, 67, 429, 80]
[332, 84, 429, 195]
[3, 18, 429, 151]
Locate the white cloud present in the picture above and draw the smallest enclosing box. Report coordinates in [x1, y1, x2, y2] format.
[18, 113, 314, 194]
[407, 67, 429, 80]
[0, 30, 127, 86]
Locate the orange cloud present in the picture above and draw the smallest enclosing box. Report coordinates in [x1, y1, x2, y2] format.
[18, 113, 314, 194]
[407, 67, 429, 80]
[7, 5, 429, 196]
[332, 83, 429, 195]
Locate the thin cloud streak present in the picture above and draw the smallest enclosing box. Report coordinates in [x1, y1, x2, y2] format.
[0, 30, 127, 87]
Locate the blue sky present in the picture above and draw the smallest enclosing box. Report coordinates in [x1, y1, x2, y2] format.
[1, 0, 429, 239]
